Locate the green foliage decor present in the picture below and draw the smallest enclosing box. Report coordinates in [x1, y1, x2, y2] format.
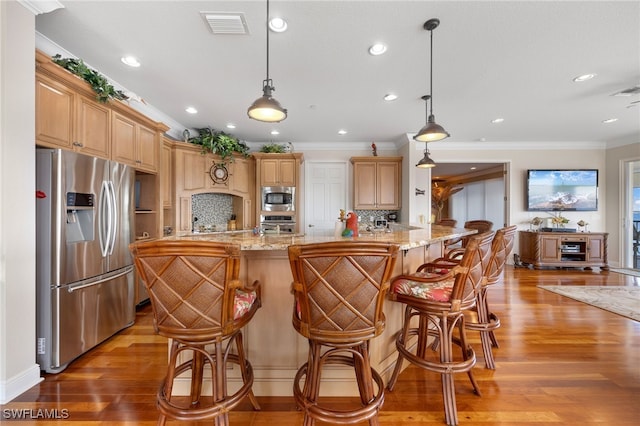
[188, 128, 249, 162]
[51, 54, 128, 103]
[260, 143, 285, 153]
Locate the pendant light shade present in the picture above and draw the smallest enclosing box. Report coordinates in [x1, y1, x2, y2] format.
[413, 18, 449, 142]
[416, 142, 436, 168]
[247, 81, 287, 122]
[248, 0, 287, 122]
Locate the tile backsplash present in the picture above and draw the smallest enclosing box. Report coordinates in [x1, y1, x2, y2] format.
[192, 193, 234, 231]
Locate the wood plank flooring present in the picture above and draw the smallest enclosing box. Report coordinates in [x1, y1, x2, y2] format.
[2, 266, 639, 425]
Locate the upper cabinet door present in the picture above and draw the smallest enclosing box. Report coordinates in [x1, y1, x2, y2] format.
[111, 112, 137, 165]
[376, 161, 401, 209]
[76, 95, 110, 159]
[137, 124, 158, 172]
[353, 162, 377, 209]
[36, 76, 75, 150]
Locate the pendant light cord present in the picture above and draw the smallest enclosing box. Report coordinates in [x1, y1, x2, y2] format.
[266, 0, 270, 84]
[429, 27, 434, 117]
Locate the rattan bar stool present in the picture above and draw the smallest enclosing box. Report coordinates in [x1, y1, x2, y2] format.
[417, 226, 517, 369]
[130, 240, 261, 426]
[465, 225, 516, 368]
[288, 241, 400, 426]
[386, 232, 494, 426]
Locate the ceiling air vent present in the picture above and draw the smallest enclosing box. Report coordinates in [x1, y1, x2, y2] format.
[201, 12, 249, 35]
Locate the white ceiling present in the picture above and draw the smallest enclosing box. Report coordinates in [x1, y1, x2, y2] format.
[35, 1, 640, 150]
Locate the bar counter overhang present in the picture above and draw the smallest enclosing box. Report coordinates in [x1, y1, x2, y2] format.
[152, 225, 475, 397]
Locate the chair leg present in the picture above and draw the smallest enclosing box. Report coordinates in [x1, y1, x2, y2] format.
[190, 348, 205, 406]
[438, 314, 459, 426]
[470, 287, 501, 369]
[457, 318, 480, 396]
[234, 332, 261, 411]
[387, 305, 413, 391]
[211, 341, 229, 426]
[353, 343, 380, 426]
[297, 340, 323, 426]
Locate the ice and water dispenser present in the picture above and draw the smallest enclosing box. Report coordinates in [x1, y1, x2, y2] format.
[66, 192, 95, 243]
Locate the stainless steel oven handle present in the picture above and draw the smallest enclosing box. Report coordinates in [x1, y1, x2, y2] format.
[67, 266, 133, 293]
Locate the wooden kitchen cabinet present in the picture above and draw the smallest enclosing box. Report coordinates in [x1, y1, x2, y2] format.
[111, 112, 159, 173]
[351, 156, 402, 210]
[36, 49, 170, 251]
[253, 153, 304, 188]
[161, 139, 173, 208]
[259, 158, 296, 186]
[36, 74, 111, 159]
[518, 230, 608, 270]
[174, 142, 254, 195]
[172, 141, 256, 232]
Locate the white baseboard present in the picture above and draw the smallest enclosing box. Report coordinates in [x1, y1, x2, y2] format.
[0, 364, 43, 404]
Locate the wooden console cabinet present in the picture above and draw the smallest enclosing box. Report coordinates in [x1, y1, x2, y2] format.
[519, 230, 608, 270]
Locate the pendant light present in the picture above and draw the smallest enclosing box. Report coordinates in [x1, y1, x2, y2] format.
[414, 18, 449, 142]
[247, 0, 287, 122]
[416, 142, 436, 168]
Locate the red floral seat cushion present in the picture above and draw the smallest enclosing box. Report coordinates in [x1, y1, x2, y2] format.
[391, 271, 455, 302]
[234, 289, 258, 319]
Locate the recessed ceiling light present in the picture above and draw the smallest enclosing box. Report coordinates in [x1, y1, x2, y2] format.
[470, 167, 477, 170]
[368, 43, 387, 56]
[491, 118, 504, 124]
[573, 73, 596, 82]
[602, 118, 618, 124]
[338, 129, 347, 135]
[268, 17, 288, 32]
[185, 107, 198, 114]
[270, 130, 280, 135]
[226, 123, 236, 129]
[121, 56, 140, 67]
[383, 94, 398, 101]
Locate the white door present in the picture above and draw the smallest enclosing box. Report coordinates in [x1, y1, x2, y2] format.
[304, 161, 348, 236]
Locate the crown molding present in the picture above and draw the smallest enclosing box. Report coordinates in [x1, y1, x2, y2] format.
[18, 0, 63, 15]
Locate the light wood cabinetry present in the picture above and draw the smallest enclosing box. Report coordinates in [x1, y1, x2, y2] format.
[253, 152, 303, 188]
[161, 139, 173, 209]
[519, 230, 608, 270]
[36, 50, 169, 243]
[351, 156, 402, 210]
[36, 74, 111, 159]
[259, 157, 296, 186]
[111, 112, 159, 173]
[172, 141, 256, 232]
[252, 153, 304, 232]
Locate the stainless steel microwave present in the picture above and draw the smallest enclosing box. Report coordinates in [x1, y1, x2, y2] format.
[262, 186, 295, 211]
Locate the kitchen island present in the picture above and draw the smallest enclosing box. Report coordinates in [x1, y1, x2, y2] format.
[160, 225, 475, 397]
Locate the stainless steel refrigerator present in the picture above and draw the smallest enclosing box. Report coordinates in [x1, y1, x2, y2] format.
[36, 148, 135, 373]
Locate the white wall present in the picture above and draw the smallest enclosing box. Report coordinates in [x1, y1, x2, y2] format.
[0, 0, 42, 403]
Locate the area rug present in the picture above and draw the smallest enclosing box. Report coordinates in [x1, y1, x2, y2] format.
[538, 285, 640, 322]
[609, 268, 640, 278]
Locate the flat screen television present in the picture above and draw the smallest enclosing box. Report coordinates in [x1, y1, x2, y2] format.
[526, 169, 598, 211]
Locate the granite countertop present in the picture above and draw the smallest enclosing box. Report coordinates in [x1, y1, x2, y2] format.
[164, 225, 476, 251]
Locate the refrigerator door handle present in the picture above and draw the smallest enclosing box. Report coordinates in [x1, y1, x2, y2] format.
[98, 181, 110, 257]
[107, 181, 118, 255]
[66, 266, 133, 293]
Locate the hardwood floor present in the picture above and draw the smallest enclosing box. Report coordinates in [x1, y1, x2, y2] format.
[2, 266, 639, 425]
